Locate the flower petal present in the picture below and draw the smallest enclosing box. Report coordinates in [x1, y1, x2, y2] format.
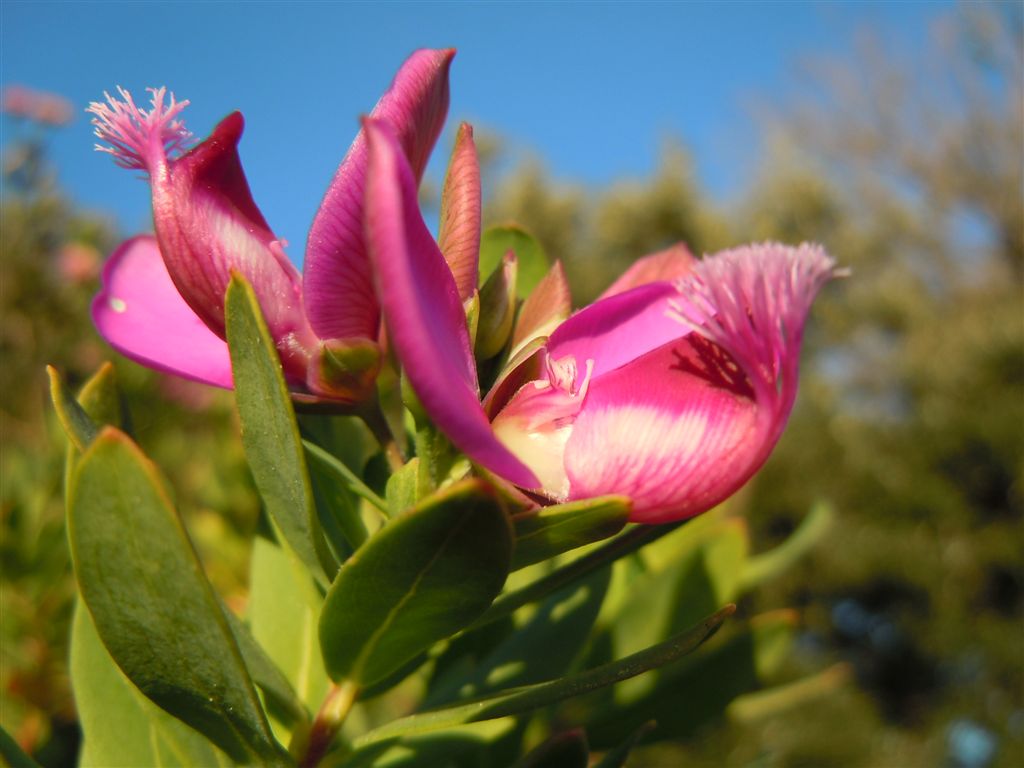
[152, 111, 316, 381]
[437, 122, 481, 301]
[564, 338, 760, 523]
[546, 280, 689, 380]
[91, 236, 234, 389]
[363, 119, 538, 488]
[598, 242, 696, 300]
[566, 241, 839, 523]
[305, 49, 455, 341]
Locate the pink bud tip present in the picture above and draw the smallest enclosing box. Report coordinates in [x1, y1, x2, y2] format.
[87, 86, 192, 172]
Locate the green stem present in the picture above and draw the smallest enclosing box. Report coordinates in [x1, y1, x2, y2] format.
[358, 401, 405, 473]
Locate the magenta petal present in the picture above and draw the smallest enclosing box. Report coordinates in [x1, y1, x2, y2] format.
[565, 338, 761, 524]
[363, 119, 538, 488]
[546, 281, 689, 380]
[305, 49, 455, 341]
[598, 242, 696, 300]
[154, 113, 311, 350]
[91, 236, 234, 389]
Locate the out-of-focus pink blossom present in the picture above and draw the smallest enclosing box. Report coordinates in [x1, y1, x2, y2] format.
[2, 86, 73, 126]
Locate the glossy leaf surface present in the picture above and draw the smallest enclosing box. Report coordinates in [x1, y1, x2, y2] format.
[319, 479, 513, 687]
[512, 496, 630, 571]
[68, 428, 287, 765]
[225, 275, 336, 586]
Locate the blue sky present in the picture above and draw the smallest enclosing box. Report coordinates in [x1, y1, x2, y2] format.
[2, 1, 948, 255]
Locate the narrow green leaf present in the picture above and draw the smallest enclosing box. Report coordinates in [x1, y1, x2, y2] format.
[339, 719, 518, 768]
[75, 361, 129, 432]
[740, 501, 835, 589]
[512, 496, 630, 570]
[68, 428, 289, 765]
[225, 274, 336, 587]
[584, 610, 797, 747]
[726, 662, 851, 723]
[224, 608, 308, 729]
[470, 520, 687, 631]
[353, 605, 734, 749]
[475, 251, 517, 360]
[425, 569, 611, 708]
[319, 479, 513, 687]
[303, 439, 387, 515]
[70, 601, 234, 768]
[479, 225, 549, 300]
[47, 365, 98, 451]
[249, 538, 330, 720]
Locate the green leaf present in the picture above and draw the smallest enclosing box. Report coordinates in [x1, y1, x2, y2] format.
[47, 365, 98, 451]
[425, 568, 611, 708]
[475, 250, 517, 360]
[224, 608, 308, 730]
[248, 537, 330, 720]
[385, 457, 420, 517]
[319, 479, 513, 688]
[351, 605, 733, 749]
[740, 501, 835, 589]
[75, 361, 129, 432]
[70, 601, 234, 767]
[512, 496, 630, 570]
[480, 225, 549, 300]
[726, 662, 851, 723]
[0, 724, 41, 768]
[584, 610, 796, 747]
[225, 274, 336, 587]
[68, 428, 289, 765]
[339, 719, 518, 768]
[470, 520, 687, 631]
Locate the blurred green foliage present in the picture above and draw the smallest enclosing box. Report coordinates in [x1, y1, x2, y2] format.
[1, 3, 1020, 766]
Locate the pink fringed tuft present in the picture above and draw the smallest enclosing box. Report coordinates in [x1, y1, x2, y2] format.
[667, 243, 838, 410]
[87, 86, 192, 172]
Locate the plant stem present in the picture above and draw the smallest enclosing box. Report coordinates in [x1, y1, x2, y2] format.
[358, 401, 405, 473]
[298, 680, 359, 768]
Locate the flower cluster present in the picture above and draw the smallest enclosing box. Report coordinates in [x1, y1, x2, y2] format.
[89, 49, 839, 525]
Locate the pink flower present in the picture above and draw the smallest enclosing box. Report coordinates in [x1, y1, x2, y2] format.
[363, 120, 841, 523]
[88, 49, 454, 404]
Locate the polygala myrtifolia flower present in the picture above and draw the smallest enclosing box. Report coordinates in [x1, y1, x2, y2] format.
[87, 48, 458, 404]
[363, 119, 843, 524]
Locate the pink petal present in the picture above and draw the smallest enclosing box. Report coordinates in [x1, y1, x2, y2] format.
[437, 122, 481, 301]
[91, 236, 234, 389]
[546, 281, 689, 380]
[364, 119, 537, 488]
[153, 111, 316, 381]
[566, 241, 839, 523]
[304, 49, 455, 341]
[565, 338, 761, 523]
[598, 242, 696, 300]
